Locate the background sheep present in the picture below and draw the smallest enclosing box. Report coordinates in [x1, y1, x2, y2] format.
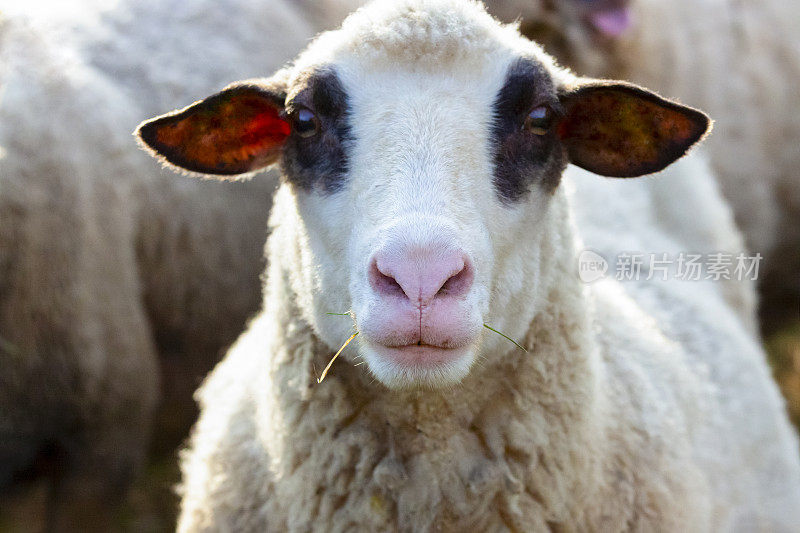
[613, 0, 800, 330]
[0, 17, 159, 530]
[484, 0, 800, 453]
[135, 1, 800, 529]
[0, 0, 336, 528]
[494, 0, 800, 322]
[76, 0, 313, 452]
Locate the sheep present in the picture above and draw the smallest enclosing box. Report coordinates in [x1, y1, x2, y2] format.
[286, 2, 757, 334]
[495, 0, 800, 321]
[0, 0, 344, 526]
[613, 0, 800, 322]
[135, 1, 800, 530]
[0, 17, 159, 528]
[477, 0, 633, 77]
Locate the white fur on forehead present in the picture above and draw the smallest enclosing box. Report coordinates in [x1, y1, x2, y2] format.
[291, 0, 563, 76]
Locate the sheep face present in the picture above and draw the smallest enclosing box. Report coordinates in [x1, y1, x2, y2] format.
[136, 0, 708, 389]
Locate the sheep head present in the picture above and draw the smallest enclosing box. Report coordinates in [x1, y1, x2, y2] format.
[136, 0, 708, 389]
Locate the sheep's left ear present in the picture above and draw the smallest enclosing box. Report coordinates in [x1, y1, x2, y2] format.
[558, 82, 711, 177]
[135, 79, 288, 177]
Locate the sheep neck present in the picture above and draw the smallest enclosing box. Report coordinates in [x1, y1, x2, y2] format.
[255, 186, 609, 526]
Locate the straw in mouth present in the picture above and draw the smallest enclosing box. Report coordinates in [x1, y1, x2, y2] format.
[316, 314, 527, 383]
[317, 332, 359, 384]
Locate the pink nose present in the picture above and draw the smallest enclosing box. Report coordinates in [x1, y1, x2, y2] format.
[369, 247, 474, 306]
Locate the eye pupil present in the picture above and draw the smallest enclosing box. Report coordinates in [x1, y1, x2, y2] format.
[293, 108, 319, 138]
[525, 106, 552, 136]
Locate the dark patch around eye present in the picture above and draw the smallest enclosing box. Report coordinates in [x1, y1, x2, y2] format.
[491, 58, 568, 203]
[281, 68, 352, 193]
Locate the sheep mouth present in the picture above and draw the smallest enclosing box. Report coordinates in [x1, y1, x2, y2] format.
[363, 340, 476, 388]
[373, 342, 472, 367]
[377, 337, 474, 350]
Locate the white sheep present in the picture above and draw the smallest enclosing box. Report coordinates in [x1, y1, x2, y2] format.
[0, 17, 159, 526]
[135, 1, 800, 530]
[613, 0, 800, 316]
[0, 0, 345, 526]
[502, 0, 800, 314]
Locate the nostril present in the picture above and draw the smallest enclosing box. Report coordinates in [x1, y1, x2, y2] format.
[369, 258, 406, 298]
[376, 270, 405, 297]
[436, 256, 474, 298]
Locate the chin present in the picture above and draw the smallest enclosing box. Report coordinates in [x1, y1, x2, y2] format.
[362, 342, 477, 389]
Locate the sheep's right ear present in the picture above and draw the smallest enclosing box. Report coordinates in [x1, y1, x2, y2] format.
[135, 80, 289, 177]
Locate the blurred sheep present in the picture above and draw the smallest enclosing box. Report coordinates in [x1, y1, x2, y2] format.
[0, 0, 347, 527]
[0, 18, 159, 529]
[615, 0, 800, 324]
[492, 0, 800, 323]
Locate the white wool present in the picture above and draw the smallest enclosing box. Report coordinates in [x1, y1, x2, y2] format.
[572, 150, 759, 333]
[174, 1, 800, 530]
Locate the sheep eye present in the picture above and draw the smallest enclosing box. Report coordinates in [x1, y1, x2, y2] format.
[291, 108, 320, 138]
[524, 106, 552, 135]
